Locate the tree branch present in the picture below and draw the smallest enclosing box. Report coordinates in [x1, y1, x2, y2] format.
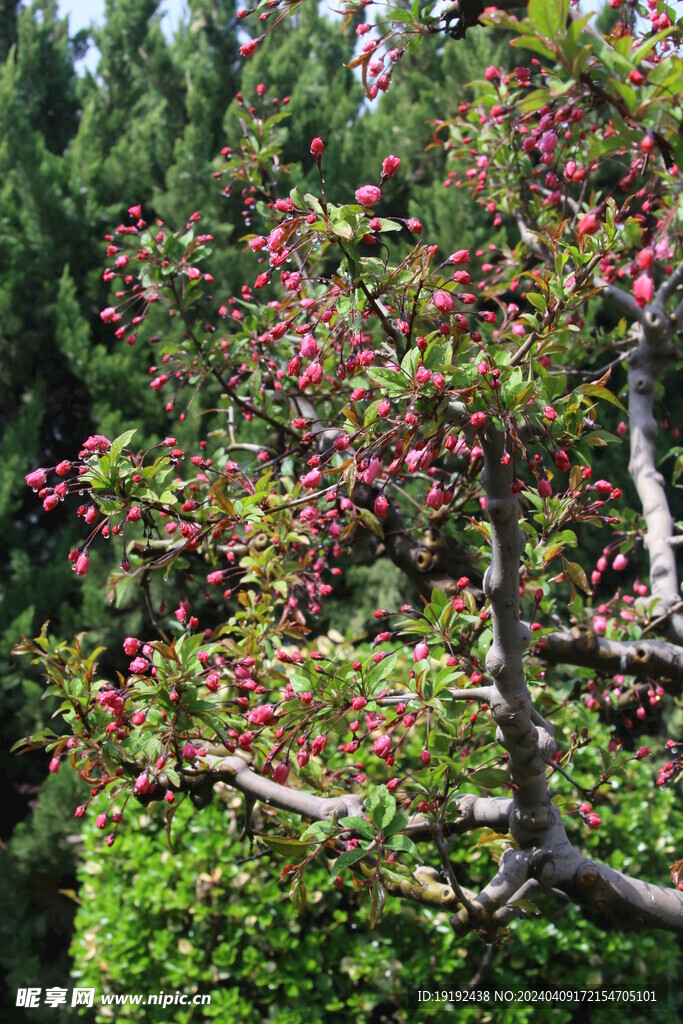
[598, 279, 647, 323]
[480, 428, 554, 832]
[538, 630, 683, 690]
[350, 482, 465, 598]
[557, 853, 683, 933]
[627, 321, 683, 641]
[382, 866, 472, 910]
[655, 257, 683, 308]
[449, 825, 683, 934]
[405, 796, 512, 841]
[450, 847, 532, 934]
[167, 752, 365, 820]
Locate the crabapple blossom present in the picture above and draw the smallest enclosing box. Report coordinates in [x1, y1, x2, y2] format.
[413, 642, 429, 662]
[310, 137, 325, 159]
[381, 154, 401, 179]
[433, 290, 454, 313]
[355, 185, 381, 206]
[633, 273, 654, 307]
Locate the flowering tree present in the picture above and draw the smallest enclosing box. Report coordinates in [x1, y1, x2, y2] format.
[16, 0, 683, 940]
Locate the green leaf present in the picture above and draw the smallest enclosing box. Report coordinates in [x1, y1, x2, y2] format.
[338, 816, 376, 840]
[367, 366, 407, 395]
[301, 820, 335, 841]
[366, 651, 398, 693]
[528, 0, 568, 38]
[586, 129, 641, 162]
[633, 26, 677, 64]
[10, 728, 58, 753]
[358, 508, 384, 539]
[369, 877, 386, 929]
[257, 835, 314, 857]
[385, 833, 420, 858]
[303, 193, 324, 215]
[516, 88, 551, 113]
[367, 788, 396, 832]
[109, 428, 137, 457]
[364, 399, 382, 427]
[289, 872, 307, 915]
[332, 847, 367, 876]
[377, 218, 402, 232]
[581, 384, 627, 413]
[383, 812, 409, 837]
[330, 218, 353, 240]
[210, 481, 235, 514]
[470, 767, 509, 790]
[510, 34, 556, 60]
[564, 559, 591, 596]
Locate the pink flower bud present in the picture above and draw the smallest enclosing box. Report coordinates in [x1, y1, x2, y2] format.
[239, 38, 259, 57]
[99, 306, 121, 323]
[272, 763, 290, 784]
[25, 469, 47, 490]
[448, 249, 470, 265]
[637, 248, 654, 270]
[633, 273, 654, 308]
[374, 495, 389, 518]
[612, 553, 628, 571]
[413, 642, 429, 662]
[248, 704, 275, 727]
[134, 772, 154, 794]
[74, 553, 90, 576]
[362, 457, 382, 485]
[300, 334, 319, 358]
[312, 735, 327, 756]
[577, 211, 600, 236]
[433, 290, 454, 313]
[381, 154, 401, 179]
[310, 137, 325, 159]
[373, 734, 391, 759]
[426, 487, 444, 511]
[355, 185, 382, 206]
[301, 468, 322, 490]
